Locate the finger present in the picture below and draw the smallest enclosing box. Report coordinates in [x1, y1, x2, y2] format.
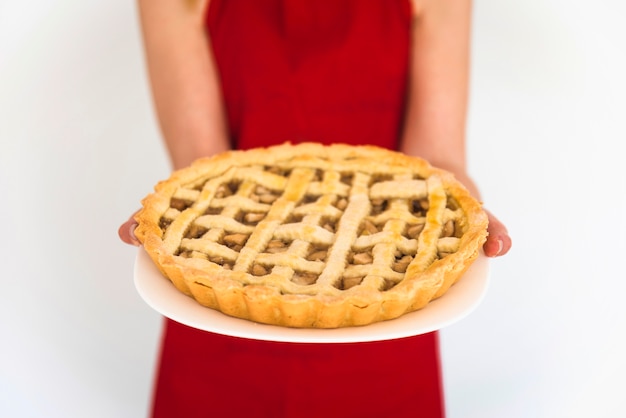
[118, 218, 141, 246]
[483, 210, 512, 257]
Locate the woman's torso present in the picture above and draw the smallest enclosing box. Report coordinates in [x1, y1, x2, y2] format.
[151, 2, 445, 417]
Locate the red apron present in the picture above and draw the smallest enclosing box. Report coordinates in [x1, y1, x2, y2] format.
[151, 1, 445, 416]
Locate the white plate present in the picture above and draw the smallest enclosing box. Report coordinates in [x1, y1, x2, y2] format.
[134, 249, 489, 343]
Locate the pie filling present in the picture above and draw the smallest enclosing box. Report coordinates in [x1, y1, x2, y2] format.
[161, 164, 465, 293]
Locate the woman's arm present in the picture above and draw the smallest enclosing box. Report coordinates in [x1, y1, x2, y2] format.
[119, 0, 230, 245]
[137, 0, 230, 170]
[401, 0, 511, 257]
[401, 0, 471, 178]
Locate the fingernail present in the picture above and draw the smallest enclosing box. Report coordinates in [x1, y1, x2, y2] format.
[130, 225, 140, 245]
[496, 239, 503, 256]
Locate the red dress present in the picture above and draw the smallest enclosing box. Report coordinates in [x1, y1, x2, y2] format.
[151, 1, 445, 417]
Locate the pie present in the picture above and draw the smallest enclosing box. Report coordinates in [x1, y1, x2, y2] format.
[134, 142, 488, 328]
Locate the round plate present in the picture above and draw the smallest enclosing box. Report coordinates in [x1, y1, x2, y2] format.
[134, 249, 489, 343]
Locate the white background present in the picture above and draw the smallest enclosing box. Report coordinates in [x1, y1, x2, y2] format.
[1, 1, 625, 417]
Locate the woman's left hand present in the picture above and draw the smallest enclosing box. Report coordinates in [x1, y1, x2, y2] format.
[482, 209, 512, 257]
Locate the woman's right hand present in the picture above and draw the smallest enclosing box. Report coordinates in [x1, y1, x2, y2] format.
[118, 211, 141, 246]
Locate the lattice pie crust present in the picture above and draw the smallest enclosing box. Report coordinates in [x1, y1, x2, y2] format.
[135, 143, 488, 328]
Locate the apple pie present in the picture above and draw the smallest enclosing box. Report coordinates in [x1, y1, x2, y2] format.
[134, 142, 488, 328]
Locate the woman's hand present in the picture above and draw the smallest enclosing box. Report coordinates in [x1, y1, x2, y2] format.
[483, 209, 512, 258]
[118, 211, 140, 246]
[439, 171, 512, 258]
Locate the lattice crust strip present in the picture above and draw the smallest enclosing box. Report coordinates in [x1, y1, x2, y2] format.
[135, 142, 488, 328]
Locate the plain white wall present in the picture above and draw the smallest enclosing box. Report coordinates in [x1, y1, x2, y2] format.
[1, 1, 624, 417]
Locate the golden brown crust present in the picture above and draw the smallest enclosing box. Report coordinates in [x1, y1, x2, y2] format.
[135, 142, 488, 328]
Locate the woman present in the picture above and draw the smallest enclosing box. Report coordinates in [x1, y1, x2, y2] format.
[120, 1, 512, 416]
